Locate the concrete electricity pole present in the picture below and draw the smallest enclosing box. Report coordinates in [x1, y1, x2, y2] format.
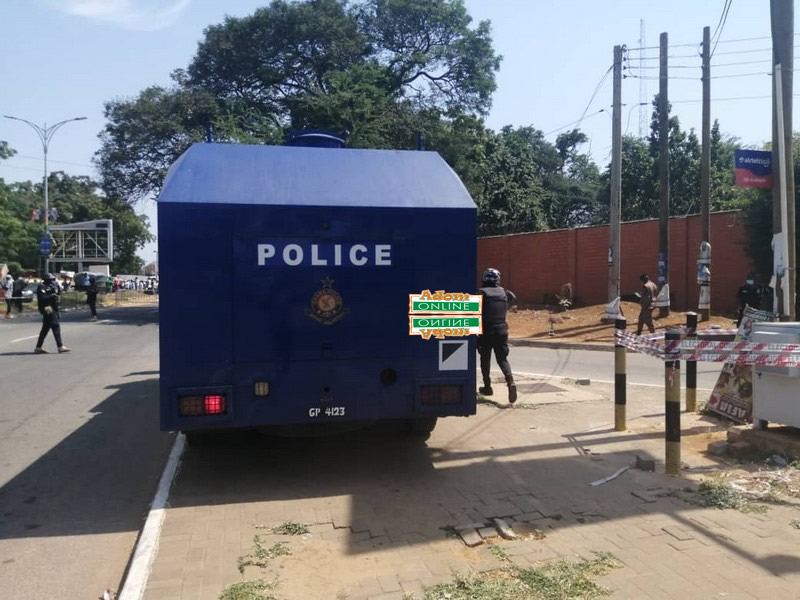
[3, 115, 87, 275]
[699, 26, 712, 321]
[657, 32, 671, 317]
[770, 0, 796, 320]
[608, 45, 623, 308]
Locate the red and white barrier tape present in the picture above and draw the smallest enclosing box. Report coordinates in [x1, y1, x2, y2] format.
[680, 340, 800, 354]
[674, 352, 800, 366]
[614, 330, 800, 367]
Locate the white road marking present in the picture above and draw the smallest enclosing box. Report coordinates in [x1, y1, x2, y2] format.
[508, 370, 715, 392]
[118, 433, 185, 600]
[11, 335, 38, 343]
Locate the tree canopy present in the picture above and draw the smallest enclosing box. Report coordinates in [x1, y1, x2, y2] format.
[90, 0, 794, 283]
[0, 147, 153, 274]
[97, 0, 501, 201]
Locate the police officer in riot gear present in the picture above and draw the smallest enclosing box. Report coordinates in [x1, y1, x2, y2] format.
[35, 273, 71, 354]
[477, 268, 517, 404]
[736, 273, 763, 326]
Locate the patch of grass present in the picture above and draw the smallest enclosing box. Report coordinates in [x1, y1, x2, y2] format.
[696, 480, 768, 513]
[237, 537, 291, 574]
[267, 521, 310, 536]
[218, 579, 278, 600]
[488, 543, 511, 562]
[517, 553, 622, 600]
[423, 554, 621, 600]
[424, 572, 530, 600]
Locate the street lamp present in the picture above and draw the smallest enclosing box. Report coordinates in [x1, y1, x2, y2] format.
[3, 115, 87, 274]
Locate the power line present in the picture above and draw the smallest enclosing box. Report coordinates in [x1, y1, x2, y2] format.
[13, 154, 93, 168]
[710, 0, 734, 57]
[711, 58, 780, 67]
[624, 102, 647, 135]
[625, 41, 703, 52]
[623, 74, 699, 80]
[543, 109, 607, 137]
[628, 53, 701, 60]
[711, 71, 772, 79]
[575, 64, 614, 130]
[625, 64, 700, 69]
[0, 164, 45, 173]
[669, 94, 800, 104]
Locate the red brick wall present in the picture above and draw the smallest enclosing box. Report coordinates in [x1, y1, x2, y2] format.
[477, 211, 751, 315]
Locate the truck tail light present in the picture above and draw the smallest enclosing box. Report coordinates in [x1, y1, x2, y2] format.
[204, 394, 226, 415]
[179, 395, 204, 416]
[179, 394, 227, 416]
[420, 384, 462, 406]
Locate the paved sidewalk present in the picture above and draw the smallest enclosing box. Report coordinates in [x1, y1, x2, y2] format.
[143, 378, 800, 600]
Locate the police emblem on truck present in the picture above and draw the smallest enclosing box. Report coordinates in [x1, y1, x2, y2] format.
[308, 277, 348, 325]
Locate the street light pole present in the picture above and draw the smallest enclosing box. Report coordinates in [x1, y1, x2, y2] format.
[3, 115, 87, 275]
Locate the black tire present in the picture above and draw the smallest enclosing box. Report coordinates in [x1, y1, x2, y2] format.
[405, 417, 438, 438]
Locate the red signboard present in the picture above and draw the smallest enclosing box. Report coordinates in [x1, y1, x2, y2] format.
[735, 170, 773, 188]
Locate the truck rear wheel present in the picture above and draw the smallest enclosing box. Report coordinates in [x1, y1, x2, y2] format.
[405, 417, 438, 438]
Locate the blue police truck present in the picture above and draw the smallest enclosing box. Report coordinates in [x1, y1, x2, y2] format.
[158, 140, 477, 444]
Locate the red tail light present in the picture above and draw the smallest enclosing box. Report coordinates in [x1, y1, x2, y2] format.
[420, 384, 462, 406]
[179, 393, 227, 416]
[204, 394, 226, 415]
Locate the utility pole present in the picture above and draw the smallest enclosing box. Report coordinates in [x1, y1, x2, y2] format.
[638, 20, 647, 138]
[3, 115, 87, 275]
[771, 0, 796, 320]
[699, 26, 712, 321]
[657, 32, 670, 317]
[607, 45, 623, 308]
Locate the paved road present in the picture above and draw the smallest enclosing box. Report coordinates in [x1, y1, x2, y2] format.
[0, 305, 173, 599]
[509, 343, 724, 390]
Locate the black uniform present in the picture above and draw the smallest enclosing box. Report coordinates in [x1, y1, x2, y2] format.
[86, 276, 98, 317]
[736, 282, 763, 326]
[36, 281, 64, 349]
[477, 285, 516, 388]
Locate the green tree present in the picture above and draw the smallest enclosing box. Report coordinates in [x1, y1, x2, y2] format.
[0, 140, 15, 161]
[96, 0, 500, 202]
[472, 126, 550, 236]
[0, 173, 152, 273]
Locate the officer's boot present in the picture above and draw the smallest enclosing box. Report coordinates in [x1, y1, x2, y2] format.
[479, 377, 493, 397]
[507, 374, 517, 405]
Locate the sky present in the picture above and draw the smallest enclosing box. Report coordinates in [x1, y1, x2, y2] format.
[1, 0, 797, 266]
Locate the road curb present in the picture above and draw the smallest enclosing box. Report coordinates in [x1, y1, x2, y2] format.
[509, 338, 612, 352]
[118, 433, 184, 600]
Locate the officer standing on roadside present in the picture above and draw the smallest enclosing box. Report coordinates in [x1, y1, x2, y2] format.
[34, 273, 71, 354]
[477, 268, 517, 404]
[636, 273, 659, 335]
[86, 274, 99, 321]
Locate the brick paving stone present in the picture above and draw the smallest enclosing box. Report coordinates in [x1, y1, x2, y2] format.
[666, 538, 706, 552]
[377, 575, 401, 593]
